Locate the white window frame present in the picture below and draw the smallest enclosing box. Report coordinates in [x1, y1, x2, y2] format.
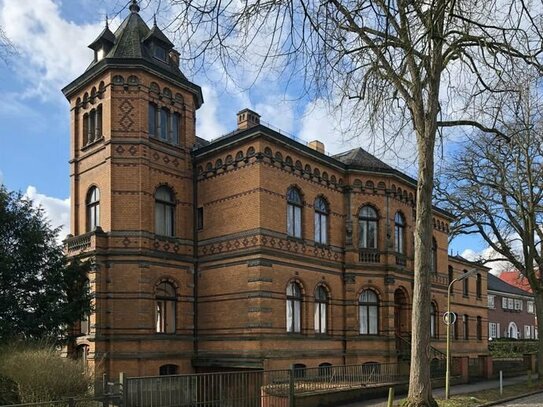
[488, 295, 495, 309]
[502, 297, 508, 309]
[489, 322, 497, 339]
[527, 301, 534, 314]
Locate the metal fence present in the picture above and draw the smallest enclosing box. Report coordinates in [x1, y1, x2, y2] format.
[122, 361, 454, 407]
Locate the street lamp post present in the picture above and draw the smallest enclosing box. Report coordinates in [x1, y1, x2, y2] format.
[445, 268, 479, 400]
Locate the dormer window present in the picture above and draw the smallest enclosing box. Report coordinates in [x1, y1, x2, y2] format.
[154, 46, 167, 61]
[97, 48, 105, 61]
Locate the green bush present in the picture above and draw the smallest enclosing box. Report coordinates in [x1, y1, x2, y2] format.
[489, 339, 539, 358]
[0, 343, 93, 403]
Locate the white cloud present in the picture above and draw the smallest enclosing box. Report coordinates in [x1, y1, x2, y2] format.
[196, 85, 229, 140]
[24, 186, 70, 241]
[0, 0, 105, 98]
[461, 247, 513, 276]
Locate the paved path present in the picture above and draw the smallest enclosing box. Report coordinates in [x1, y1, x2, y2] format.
[339, 375, 530, 407]
[491, 391, 543, 406]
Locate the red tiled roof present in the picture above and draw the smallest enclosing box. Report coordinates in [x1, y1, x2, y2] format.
[498, 271, 533, 294]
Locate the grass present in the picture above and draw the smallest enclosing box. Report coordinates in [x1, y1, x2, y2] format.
[396, 382, 543, 407]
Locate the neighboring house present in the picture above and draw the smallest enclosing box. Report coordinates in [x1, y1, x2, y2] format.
[63, 0, 490, 379]
[487, 273, 537, 340]
[499, 270, 533, 293]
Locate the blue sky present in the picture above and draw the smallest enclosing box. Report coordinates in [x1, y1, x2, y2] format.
[0, 0, 488, 262]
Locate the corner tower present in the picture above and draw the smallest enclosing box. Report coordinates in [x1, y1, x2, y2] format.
[63, 0, 203, 378]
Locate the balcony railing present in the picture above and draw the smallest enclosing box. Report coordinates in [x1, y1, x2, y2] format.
[359, 248, 380, 263]
[65, 233, 93, 253]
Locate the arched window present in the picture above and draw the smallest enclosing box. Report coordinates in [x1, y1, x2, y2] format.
[86, 186, 100, 232]
[159, 364, 178, 376]
[314, 285, 328, 334]
[155, 186, 175, 236]
[359, 289, 379, 335]
[359, 206, 378, 249]
[96, 104, 102, 139]
[463, 270, 469, 297]
[476, 273, 482, 299]
[293, 363, 306, 378]
[287, 187, 302, 238]
[319, 363, 332, 377]
[448, 266, 454, 285]
[430, 302, 438, 338]
[286, 281, 302, 333]
[314, 197, 328, 244]
[394, 212, 405, 254]
[476, 316, 482, 340]
[463, 314, 469, 340]
[156, 281, 176, 333]
[82, 113, 89, 145]
[431, 238, 438, 274]
[89, 109, 96, 143]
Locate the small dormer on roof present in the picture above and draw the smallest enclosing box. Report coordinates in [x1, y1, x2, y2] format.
[88, 19, 116, 62]
[143, 16, 174, 63]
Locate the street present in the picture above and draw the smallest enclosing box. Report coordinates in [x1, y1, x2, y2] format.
[492, 391, 543, 406]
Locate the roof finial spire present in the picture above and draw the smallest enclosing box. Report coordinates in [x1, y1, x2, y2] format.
[129, 0, 140, 13]
[153, 13, 157, 26]
[105, 14, 109, 28]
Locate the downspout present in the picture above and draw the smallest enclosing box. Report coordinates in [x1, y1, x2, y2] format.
[192, 150, 199, 362]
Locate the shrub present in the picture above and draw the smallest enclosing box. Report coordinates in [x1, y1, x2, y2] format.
[0, 343, 92, 403]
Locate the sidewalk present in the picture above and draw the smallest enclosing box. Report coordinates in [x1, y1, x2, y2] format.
[339, 375, 530, 406]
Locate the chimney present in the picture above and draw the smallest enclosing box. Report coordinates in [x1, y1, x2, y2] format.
[308, 140, 325, 154]
[237, 108, 261, 130]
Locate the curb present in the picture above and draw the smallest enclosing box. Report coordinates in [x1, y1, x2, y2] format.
[476, 389, 543, 406]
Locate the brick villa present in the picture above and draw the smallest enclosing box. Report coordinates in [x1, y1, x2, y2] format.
[63, 0, 489, 379]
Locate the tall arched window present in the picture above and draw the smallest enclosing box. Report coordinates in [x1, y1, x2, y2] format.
[359, 289, 379, 335]
[286, 281, 302, 333]
[156, 281, 176, 333]
[82, 113, 89, 145]
[359, 206, 378, 249]
[476, 316, 482, 340]
[394, 212, 405, 254]
[476, 273, 482, 299]
[86, 186, 100, 232]
[171, 113, 181, 145]
[148, 102, 157, 136]
[431, 237, 438, 274]
[448, 266, 454, 285]
[314, 197, 328, 244]
[314, 285, 328, 334]
[463, 270, 469, 297]
[155, 186, 175, 236]
[160, 108, 169, 140]
[430, 302, 438, 338]
[463, 314, 469, 340]
[287, 187, 302, 238]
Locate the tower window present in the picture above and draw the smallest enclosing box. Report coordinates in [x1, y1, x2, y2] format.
[286, 187, 302, 238]
[359, 206, 378, 249]
[314, 285, 328, 334]
[155, 186, 175, 236]
[156, 281, 176, 333]
[86, 186, 100, 232]
[286, 281, 302, 333]
[314, 197, 328, 244]
[154, 46, 167, 61]
[394, 212, 405, 254]
[148, 103, 180, 146]
[359, 289, 379, 335]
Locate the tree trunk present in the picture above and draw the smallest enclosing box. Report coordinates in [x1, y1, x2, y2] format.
[404, 123, 438, 407]
[534, 291, 543, 379]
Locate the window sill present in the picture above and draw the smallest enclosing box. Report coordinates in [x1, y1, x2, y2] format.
[149, 134, 182, 149]
[315, 242, 330, 249]
[287, 236, 304, 243]
[81, 136, 104, 151]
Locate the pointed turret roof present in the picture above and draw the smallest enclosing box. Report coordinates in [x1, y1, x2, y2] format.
[62, 0, 203, 107]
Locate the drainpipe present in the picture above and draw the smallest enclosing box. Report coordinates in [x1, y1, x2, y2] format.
[192, 150, 199, 361]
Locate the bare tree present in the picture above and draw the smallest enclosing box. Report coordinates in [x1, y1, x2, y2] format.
[0, 26, 15, 62]
[437, 78, 543, 374]
[152, 0, 543, 404]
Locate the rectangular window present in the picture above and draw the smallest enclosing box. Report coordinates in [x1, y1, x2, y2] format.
[508, 298, 514, 310]
[497, 323, 501, 338]
[154, 46, 167, 61]
[502, 297, 508, 309]
[489, 322, 497, 339]
[488, 295, 495, 309]
[525, 325, 531, 339]
[528, 301, 534, 313]
[197, 207, 203, 230]
[514, 299, 522, 311]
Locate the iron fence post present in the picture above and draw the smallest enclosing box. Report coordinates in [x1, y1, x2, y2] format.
[289, 366, 295, 407]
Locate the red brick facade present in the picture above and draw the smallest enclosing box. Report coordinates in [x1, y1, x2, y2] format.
[63, 7, 489, 379]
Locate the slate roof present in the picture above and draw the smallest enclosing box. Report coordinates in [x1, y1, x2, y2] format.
[333, 148, 393, 171]
[488, 273, 533, 297]
[63, 1, 202, 107]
